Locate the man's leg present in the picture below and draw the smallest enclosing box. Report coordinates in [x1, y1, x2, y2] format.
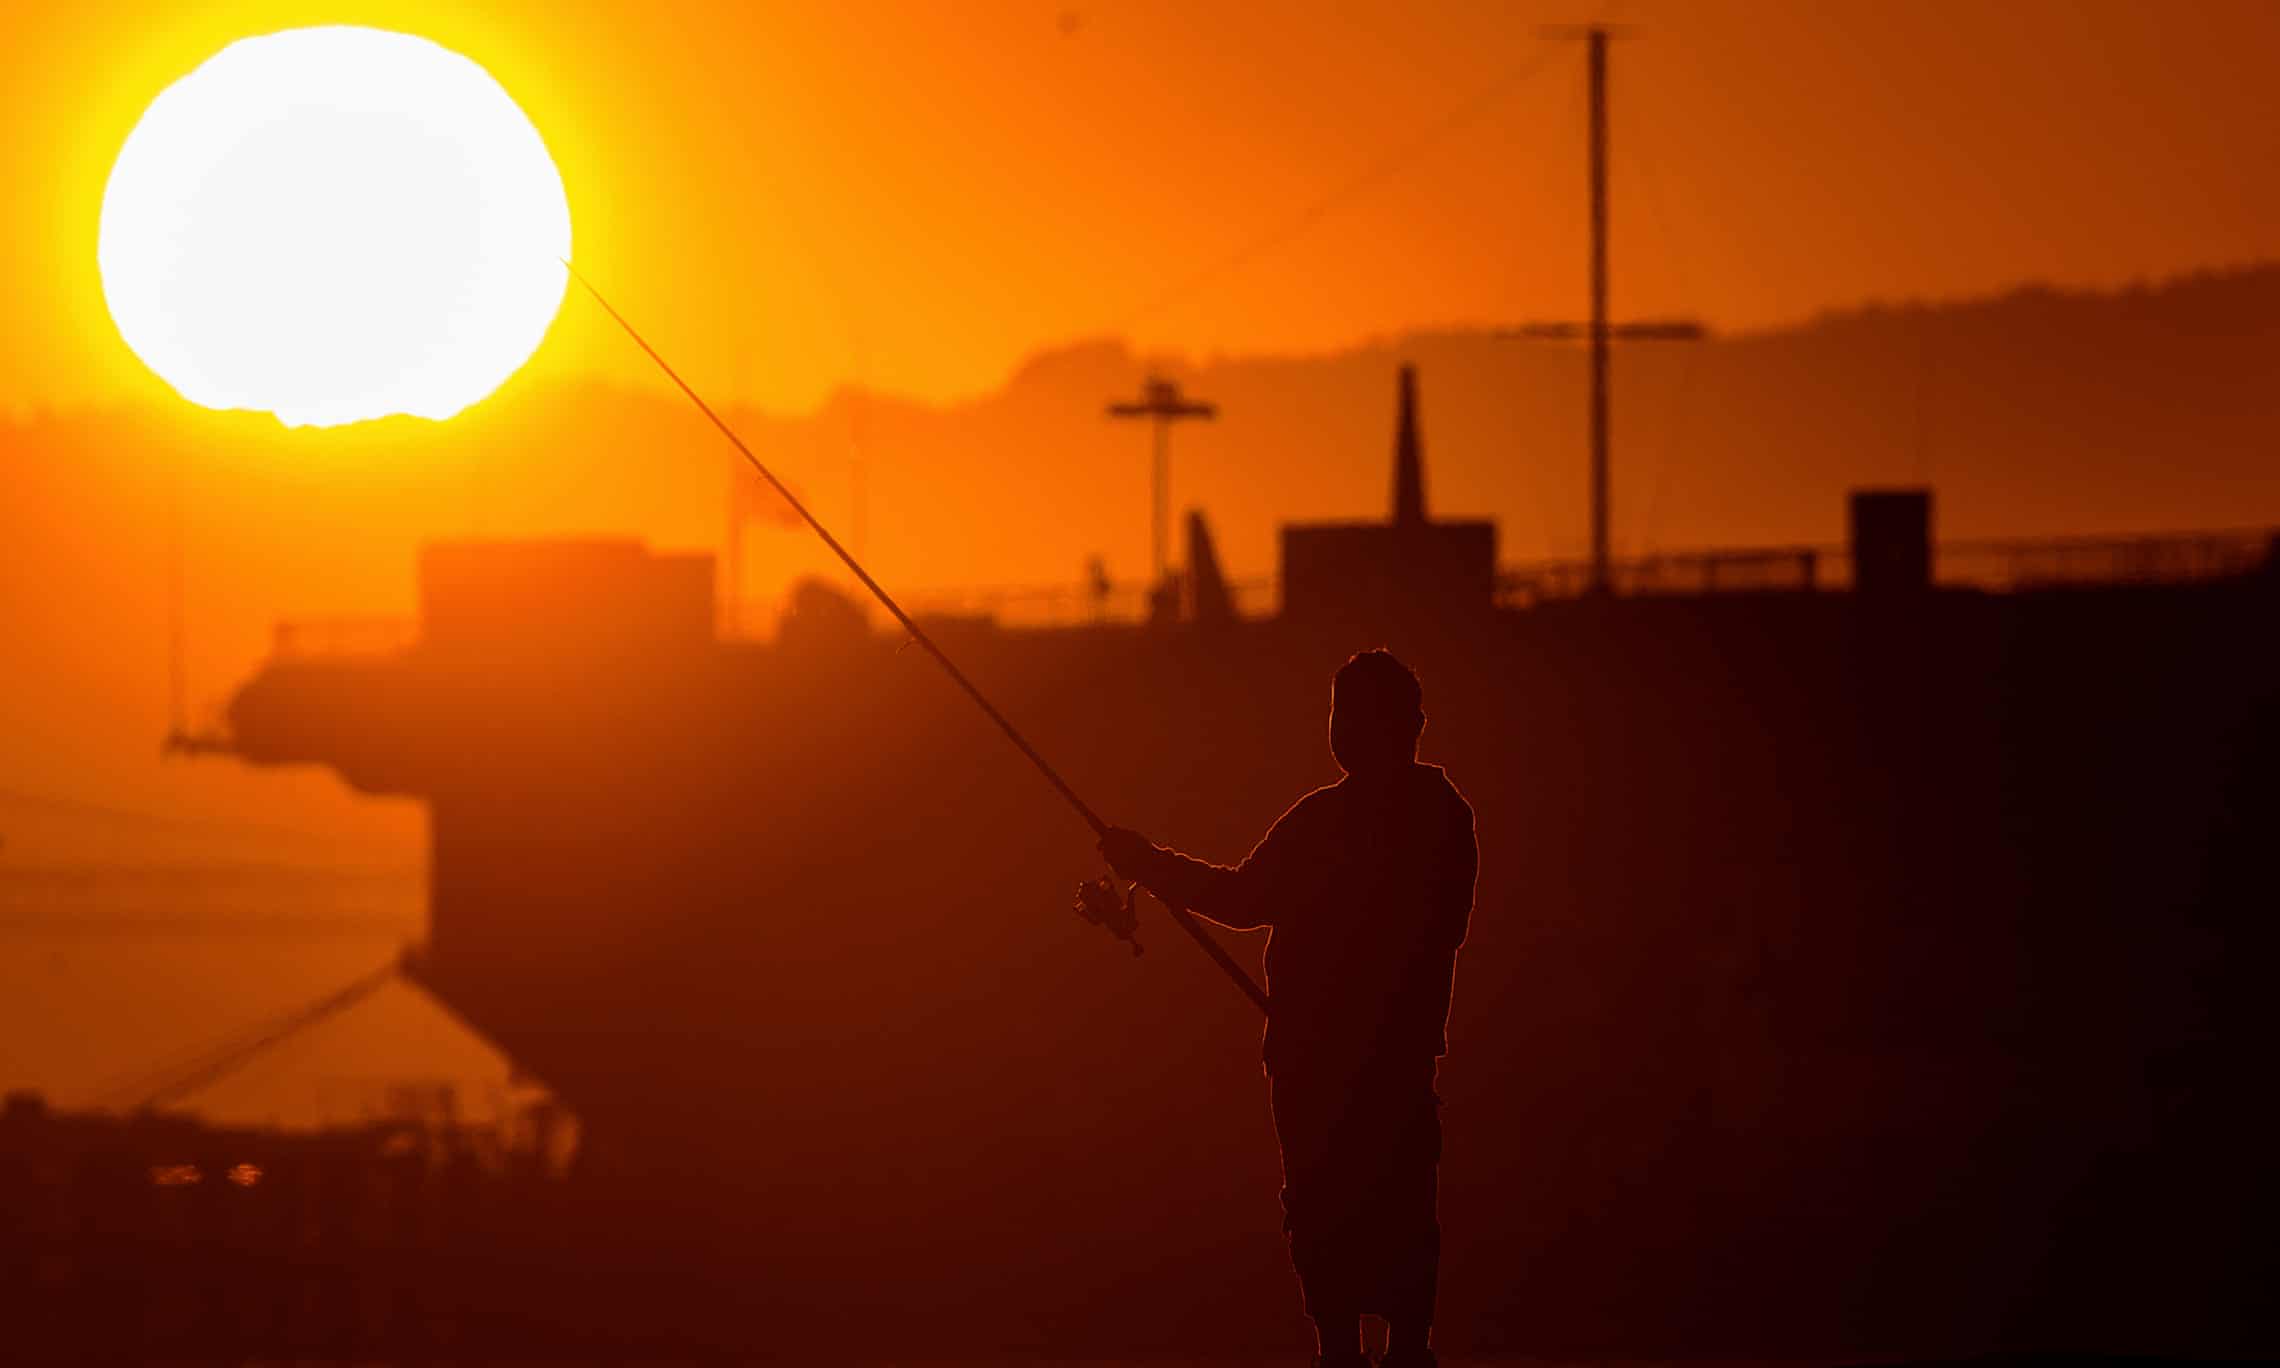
[1376, 1063, 1444, 1364]
[1272, 1074, 1369, 1362]
[1386, 1306, 1434, 1362]
[1312, 1309, 1363, 1360]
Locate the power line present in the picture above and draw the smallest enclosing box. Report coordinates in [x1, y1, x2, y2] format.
[99, 961, 401, 1112]
[1617, 43, 1706, 559]
[1635, 339, 1706, 557]
[1112, 45, 1563, 336]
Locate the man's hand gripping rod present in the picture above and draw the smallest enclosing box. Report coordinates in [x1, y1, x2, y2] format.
[566, 263, 1268, 1017]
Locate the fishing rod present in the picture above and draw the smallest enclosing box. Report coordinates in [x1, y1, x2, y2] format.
[564, 262, 1269, 1017]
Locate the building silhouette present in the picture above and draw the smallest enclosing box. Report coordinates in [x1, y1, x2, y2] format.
[176, 367, 2280, 1357]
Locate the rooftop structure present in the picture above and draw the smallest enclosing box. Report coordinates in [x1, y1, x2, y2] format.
[196, 366, 2277, 1357]
[1280, 365, 1498, 624]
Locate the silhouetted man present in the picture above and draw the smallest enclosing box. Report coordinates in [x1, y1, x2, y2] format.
[1101, 648, 1476, 1368]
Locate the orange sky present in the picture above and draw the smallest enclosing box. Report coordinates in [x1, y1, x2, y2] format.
[9, 0, 2278, 419]
[5, 0, 2276, 1127]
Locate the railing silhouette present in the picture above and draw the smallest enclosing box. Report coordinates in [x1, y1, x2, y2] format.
[1498, 547, 1827, 605]
[1935, 529, 2277, 592]
[267, 528, 2275, 657]
[895, 577, 1279, 629]
[1495, 528, 2275, 606]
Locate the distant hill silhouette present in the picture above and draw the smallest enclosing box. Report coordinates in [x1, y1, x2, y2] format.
[3, 263, 2276, 862]
[726, 261, 2280, 581]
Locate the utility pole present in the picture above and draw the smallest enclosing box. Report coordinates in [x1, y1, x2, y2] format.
[1106, 375, 1217, 590]
[1587, 26, 1610, 592]
[168, 464, 185, 740]
[1511, 26, 1702, 595]
[723, 456, 745, 636]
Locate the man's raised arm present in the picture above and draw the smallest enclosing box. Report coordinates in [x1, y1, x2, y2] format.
[1099, 798, 1317, 932]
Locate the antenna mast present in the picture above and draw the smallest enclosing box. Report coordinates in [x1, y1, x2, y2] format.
[1587, 27, 1612, 593]
[167, 468, 186, 742]
[1508, 25, 1703, 592]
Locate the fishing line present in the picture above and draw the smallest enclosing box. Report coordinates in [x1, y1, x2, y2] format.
[565, 262, 1268, 1015]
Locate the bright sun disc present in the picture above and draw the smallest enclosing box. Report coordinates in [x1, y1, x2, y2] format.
[99, 26, 571, 428]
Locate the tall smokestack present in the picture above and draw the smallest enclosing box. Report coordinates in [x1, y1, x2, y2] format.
[1392, 364, 1427, 527]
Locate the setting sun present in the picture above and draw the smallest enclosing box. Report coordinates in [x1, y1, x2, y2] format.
[97, 26, 569, 428]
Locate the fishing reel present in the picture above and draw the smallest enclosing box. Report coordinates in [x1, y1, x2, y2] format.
[1073, 874, 1146, 957]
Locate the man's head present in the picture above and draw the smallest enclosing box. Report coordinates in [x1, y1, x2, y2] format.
[1329, 648, 1425, 776]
